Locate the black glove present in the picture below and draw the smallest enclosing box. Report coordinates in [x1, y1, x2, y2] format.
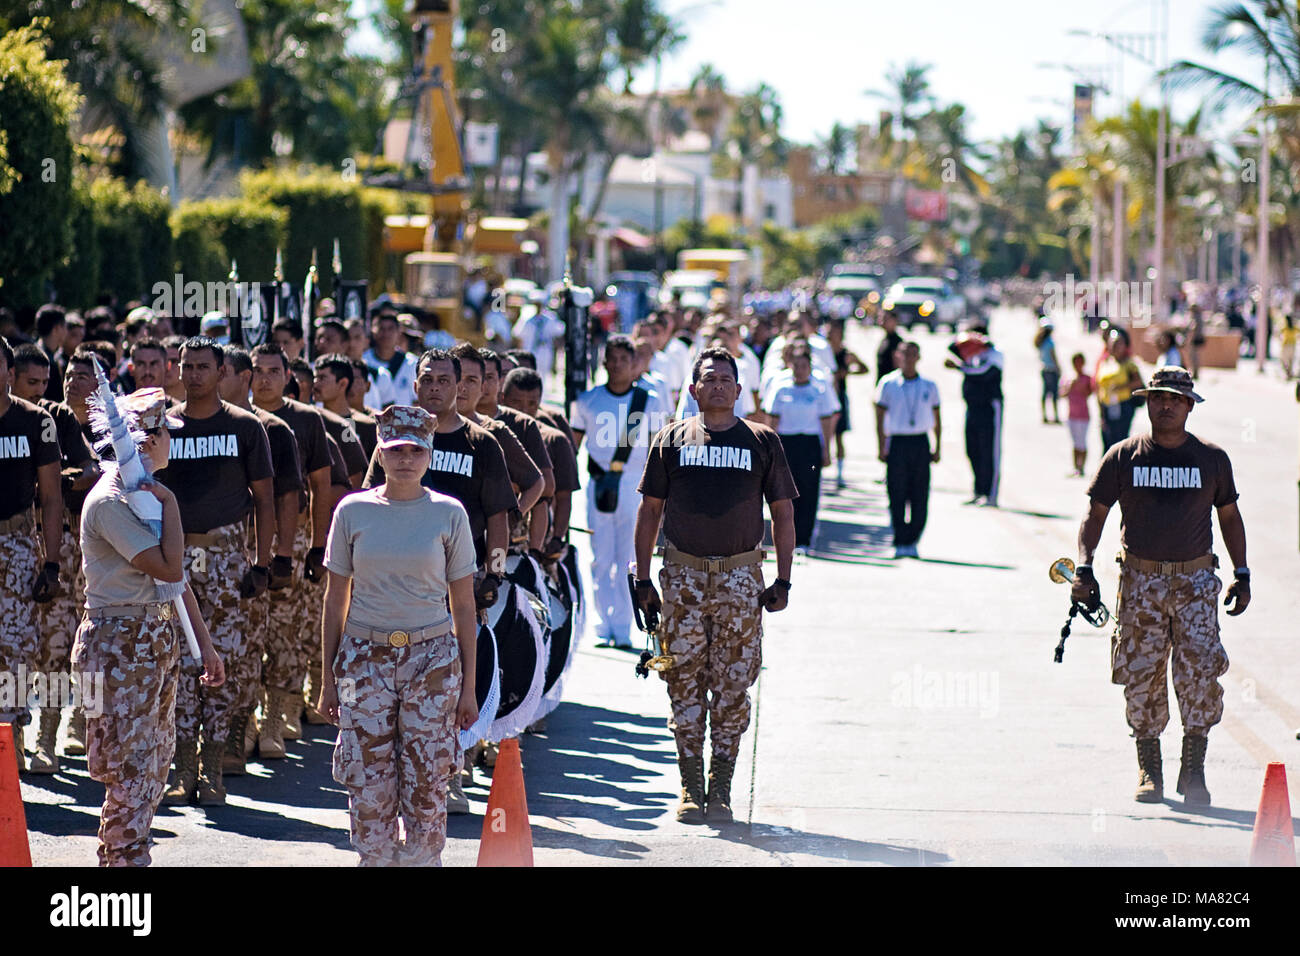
[1072, 565, 1100, 610]
[31, 561, 61, 604]
[303, 546, 327, 583]
[759, 578, 790, 612]
[542, 535, 568, 562]
[1225, 574, 1251, 617]
[268, 555, 294, 590]
[474, 573, 503, 610]
[240, 564, 271, 600]
[634, 579, 661, 631]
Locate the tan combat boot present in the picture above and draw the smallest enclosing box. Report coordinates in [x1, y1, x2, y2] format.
[196, 736, 227, 806]
[27, 710, 62, 775]
[223, 707, 249, 776]
[1134, 737, 1163, 803]
[303, 671, 329, 726]
[244, 698, 259, 759]
[282, 688, 303, 741]
[258, 689, 288, 759]
[447, 770, 470, 814]
[1176, 734, 1211, 806]
[64, 708, 86, 756]
[676, 756, 705, 824]
[9, 723, 25, 774]
[706, 756, 736, 823]
[162, 736, 199, 805]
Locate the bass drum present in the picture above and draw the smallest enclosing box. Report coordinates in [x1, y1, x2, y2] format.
[458, 621, 500, 751]
[485, 579, 547, 741]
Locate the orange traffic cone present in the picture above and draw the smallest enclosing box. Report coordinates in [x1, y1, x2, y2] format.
[476, 737, 533, 867]
[0, 723, 32, 867]
[1249, 762, 1296, 867]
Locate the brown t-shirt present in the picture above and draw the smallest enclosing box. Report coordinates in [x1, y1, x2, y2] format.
[534, 404, 577, 452]
[479, 415, 541, 493]
[251, 406, 305, 503]
[1088, 433, 1239, 562]
[638, 417, 798, 557]
[364, 417, 517, 564]
[41, 399, 94, 516]
[156, 400, 274, 532]
[263, 399, 332, 481]
[539, 422, 579, 493]
[320, 407, 369, 481]
[496, 405, 553, 473]
[347, 411, 378, 460]
[324, 433, 353, 493]
[0, 396, 60, 521]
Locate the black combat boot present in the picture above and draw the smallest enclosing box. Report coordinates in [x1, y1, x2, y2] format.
[1176, 734, 1211, 806]
[1134, 737, 1163, 803]
[676, 756, 705, 824]
[706, 756, 736, 823]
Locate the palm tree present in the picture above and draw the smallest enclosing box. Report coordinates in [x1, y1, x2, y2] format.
[819, 122, 854, 175]
[915, 102, 990, 197]
[687, 63, 728, 149]
[867, 61, 934, 147]
[719, 82, 785, 222]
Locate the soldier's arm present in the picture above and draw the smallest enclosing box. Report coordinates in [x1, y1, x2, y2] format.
[36, 460, 63, 565]
[932, 405, 942, 461]
[307, 465, 332, 549]
[769, 498, 795, 582]
[539, 465, 556, 501]
[273, 492, 297, 560]
[250, 476, 275, 568]
[527, 500, 549, 552]
[485, 510, 509, 576]
[1077, 500, 1111, 566]
[1216, 501, 1248, 572]
[517, 472, 544, 515]
[550, 489, 572, 541]
[634, 495, 665, 581]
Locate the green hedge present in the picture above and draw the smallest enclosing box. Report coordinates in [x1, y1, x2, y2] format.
[241, 168, 363, 286]
[49, 171, 98, 308]
[170, 197, 286, 287]
[90, 177, 172, 301]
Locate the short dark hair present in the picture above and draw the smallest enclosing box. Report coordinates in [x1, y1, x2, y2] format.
[417, 348, 460, 381]
[0, 336, 14, 370]
[70, 344, 111, 375]
[290, 357, 312, 378]
[271, 318, 303, 341]
[130, 337, 166, 359]
[224, 345, 252, 376]
[605, 334, 635, 359]
[505, 348, 536, 370]
[250, 342, 290, 373]
[78, 341, 118, 373]
[898, 340, 920, 355]
[162, 334, 186, 351]
[35, 304, 66, 338]
[349, 357, 371, 383]
[691, 346, 739, 383]
[501, 366, 542, 395]
[85, 306, 117, 333]
[13, 343, 50, 372]
[478, 348, 502, 376]
[85, 326, 121, 347]
[317, 319, 348, 342]
[182, 335, 224, 366]
[450, 342, 484, 375]
[313, 353, 354, 389]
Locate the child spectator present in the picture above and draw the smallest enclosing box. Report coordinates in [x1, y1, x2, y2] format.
[1061, 352, 1094, 477]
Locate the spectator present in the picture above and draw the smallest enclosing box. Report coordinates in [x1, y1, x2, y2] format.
[1096, 327, 1144, 452]
[1034, 318, 1061, 424]
[1061, 352, 1094, 477]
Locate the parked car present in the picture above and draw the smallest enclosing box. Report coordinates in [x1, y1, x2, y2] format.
[881, 276, 966, 332]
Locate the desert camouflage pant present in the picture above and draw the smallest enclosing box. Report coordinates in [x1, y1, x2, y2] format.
[264, 518, 322, 696]
[0, 524, 39, 726]
[237, 590, 269, 713]
[72, 610, 179, 866]
[332, 630, 462, 867]
[37, 520, 84, 677]
[658, 561, 765, 762]
[177, 524, 248, 745]
[1111, 564, 1230, 738]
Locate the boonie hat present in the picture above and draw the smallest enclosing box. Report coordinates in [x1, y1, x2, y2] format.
[1133, 365, 1204, 403]
[376, 404, 435, 451]
[120, 388, 183, 431]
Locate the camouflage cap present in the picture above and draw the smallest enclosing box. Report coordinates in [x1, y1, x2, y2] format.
[1133, 365, 1204, 403]
[376, 404, 436, 450]
[120, 388, 183, 431]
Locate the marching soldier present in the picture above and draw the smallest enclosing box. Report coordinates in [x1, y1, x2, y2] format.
[74, 388, 223, 865]
[318, 405, 479, 866]
[633, 347, 797, 823]
[0, 338, 64, 771]
[500, 367, 580, 558]
[218, 346, 303, 772]
[313, 353, 378, 459]
[1072, 367, 1249, 806]
[10, 345, 98, 773]
[154, 337, 275, 806]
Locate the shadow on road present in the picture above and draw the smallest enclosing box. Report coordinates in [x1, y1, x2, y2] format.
[714, 821, 953, 866]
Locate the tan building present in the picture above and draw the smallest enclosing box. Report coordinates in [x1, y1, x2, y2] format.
[788, 147, 897, 228]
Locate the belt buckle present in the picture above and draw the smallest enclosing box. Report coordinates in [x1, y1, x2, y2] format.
[387, 629, 410, 648]
[158, 603, 172, 621]
[1159, 561, 1175, 575]
[703, 558, 723, 573]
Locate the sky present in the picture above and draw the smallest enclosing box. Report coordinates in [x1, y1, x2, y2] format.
[350, 0, 1269, 148]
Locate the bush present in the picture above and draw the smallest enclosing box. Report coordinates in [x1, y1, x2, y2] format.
[242, 168, 363, 287]
[170, 197, 286, 286]
[87, 177, 172, 303]
[49, 171, 98, 309]
[0, 23, 79, 307]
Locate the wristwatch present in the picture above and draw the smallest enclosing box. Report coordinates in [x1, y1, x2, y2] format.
[635, 578, 654, 589]
[1233, 567, 1250, 579]
[774, 578, 792, 591]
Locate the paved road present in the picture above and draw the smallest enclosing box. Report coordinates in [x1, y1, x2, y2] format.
[19, 305, 1300, 865]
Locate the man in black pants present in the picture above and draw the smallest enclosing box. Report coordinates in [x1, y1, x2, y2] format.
[945, 328, 1003, 507]
[875, 342, 941, 558]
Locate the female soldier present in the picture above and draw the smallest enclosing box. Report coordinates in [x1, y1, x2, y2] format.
[75, 388, 224, 866]
[317, 405, 479, 867]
